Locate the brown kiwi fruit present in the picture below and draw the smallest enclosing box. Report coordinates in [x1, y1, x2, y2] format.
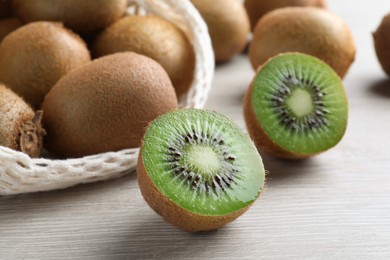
[244, 0, 327, 31]
[0, 84, 45, 157]
[0, 21, 91, 109]
[373, 13, 390, 75]
[0, 0, 12, 18]
[42, 52, 178, 158]
[190, 0, 250, 63]
[13, 0, 127, 33]
[93, 15, 195, 98]
[0, 18, 21, 42]
[249, 7, 356, 78]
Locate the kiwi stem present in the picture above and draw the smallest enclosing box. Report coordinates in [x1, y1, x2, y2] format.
[18, 111, 46, 158]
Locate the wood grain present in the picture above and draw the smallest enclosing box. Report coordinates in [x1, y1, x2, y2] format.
[2, 0, 390, 259]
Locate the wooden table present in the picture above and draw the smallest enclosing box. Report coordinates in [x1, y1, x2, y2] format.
[1, 0, 390, 258]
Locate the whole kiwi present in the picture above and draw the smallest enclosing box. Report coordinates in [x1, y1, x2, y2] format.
[93, 15, 195, 97]
[373, 13, 390, 75]
[0, 84, 45, 157]
[42, 52, 178, 158]
[244, 0, 327, 31]
[249, 7, 356, 78]
[190, 0, 250, 63]
[0, 22, 91, 109]
[0, 0, 12, 18]
[13, 0, 127, 33]
[0, 18, 21, 42]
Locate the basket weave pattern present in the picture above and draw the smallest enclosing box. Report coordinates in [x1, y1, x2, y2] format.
[0, 0, 214, 195]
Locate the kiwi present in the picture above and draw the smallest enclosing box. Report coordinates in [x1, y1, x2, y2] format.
[12, 0, 127, 33]
[0, 21, 91, 109]
[373, 13, 390, 75]
[137, 109, 265, 232]
[0, 0, 12, 18]
[190, 0, 250, 63]
[244, 53, 348, 159]
[0, 18, 21, 42]
[0, 84, 45, 157]
[93, 15, 195, 98]
[249, 7, 356, 79]
[244, 0, 327, 31]
[42, 52, 178, 158]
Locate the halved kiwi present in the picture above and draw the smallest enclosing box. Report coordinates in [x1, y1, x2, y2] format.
[137, 109, 265, 232]
[0, 84, 45, 157]
[249, 7, 356, 78]
[12, 0, 127, 33]
[244, 0, 327, 31]
[244, 53, 348, 159]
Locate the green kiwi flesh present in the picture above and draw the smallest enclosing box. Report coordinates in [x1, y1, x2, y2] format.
[138, 109, 265, 232]
[13, 0, 127, 33]
[373, 13, 390, 75]
[0, 84, 45, 157]
[244, 53, 348, 158]
[42, 52, 178, 158]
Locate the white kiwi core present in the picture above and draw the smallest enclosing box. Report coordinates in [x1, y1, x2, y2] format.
[286, 88, 314, 117]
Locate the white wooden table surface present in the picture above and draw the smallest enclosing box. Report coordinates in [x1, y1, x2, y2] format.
[2, 0, 390, 259]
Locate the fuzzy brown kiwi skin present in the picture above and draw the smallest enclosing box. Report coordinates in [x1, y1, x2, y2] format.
[0, 18, 21, 42]
[42, 52, 178, 158]
[93, 15, 195, 98]
[0, 21, 91, 109]
[373, 13, 390, 76]
[0, 84, 45, 158]
[12, 0, 127, 33]
[249, 7, 356, 79]
[191, 0, 250, 63]
[244, 0, 327, 31]
[137, 145, 254, 232]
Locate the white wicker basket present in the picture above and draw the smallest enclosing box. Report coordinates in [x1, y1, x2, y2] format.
[0, 0, 214, 196]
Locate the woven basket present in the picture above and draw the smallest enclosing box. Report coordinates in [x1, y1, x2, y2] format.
[0, 0, 214, 196]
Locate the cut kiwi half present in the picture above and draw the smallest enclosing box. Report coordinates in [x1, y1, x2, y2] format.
[137, 109, 265, 232]
[244, 53, 348, 159]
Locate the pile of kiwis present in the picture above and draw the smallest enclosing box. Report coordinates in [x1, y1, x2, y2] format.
[0, 0, 265, 233]
[1, 0, 389, 233]
[0, 0, 198, 158]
